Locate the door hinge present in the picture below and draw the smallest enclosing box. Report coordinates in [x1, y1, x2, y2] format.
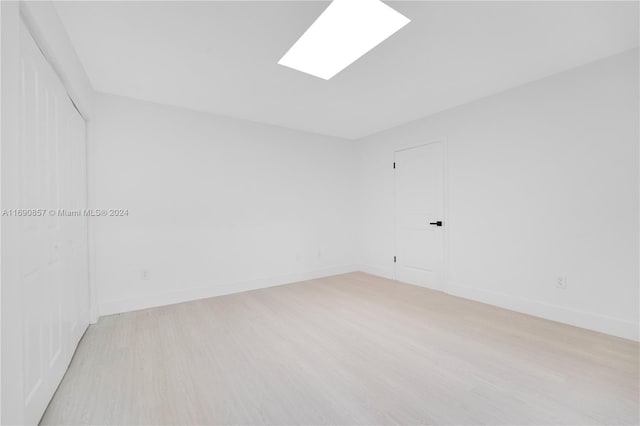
[393, 162, 396, 169]
[393, 256, 396, 263]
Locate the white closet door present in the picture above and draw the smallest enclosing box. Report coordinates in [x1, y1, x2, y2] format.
[68, 100, 90, 346]
[18, 22, 90, 425]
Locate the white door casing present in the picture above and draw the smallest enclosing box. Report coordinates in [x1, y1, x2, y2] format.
[394, 142, 445, 290]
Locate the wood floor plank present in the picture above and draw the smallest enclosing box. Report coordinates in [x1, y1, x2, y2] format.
[40, 272, 640, 425]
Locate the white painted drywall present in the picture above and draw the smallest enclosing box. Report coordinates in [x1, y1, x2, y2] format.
[93, 93, 357, 315]
[87, 49, 638, 342]
[355, 49, 639, 341]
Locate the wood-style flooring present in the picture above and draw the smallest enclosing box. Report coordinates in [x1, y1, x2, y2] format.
[41, 272, 640, 425]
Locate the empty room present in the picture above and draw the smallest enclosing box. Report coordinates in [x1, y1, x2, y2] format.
[1, 0, 638, 425]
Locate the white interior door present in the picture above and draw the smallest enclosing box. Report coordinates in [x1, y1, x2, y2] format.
[17, 21, 90, 425]
[394, 142, 445, 290]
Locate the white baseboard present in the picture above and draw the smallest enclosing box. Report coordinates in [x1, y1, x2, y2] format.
[359, 266, 638, 342]
[356, 264, 395, 280]
[99, 265, 358, 317]
[99, 264, 639, 342]
[446, 284, 639, 342]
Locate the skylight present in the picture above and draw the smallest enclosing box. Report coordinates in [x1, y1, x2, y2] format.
[278, 0, 410, 80]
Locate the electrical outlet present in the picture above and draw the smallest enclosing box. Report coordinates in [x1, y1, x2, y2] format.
[556, 276, 567, 289]
[141, 269, 150, 280]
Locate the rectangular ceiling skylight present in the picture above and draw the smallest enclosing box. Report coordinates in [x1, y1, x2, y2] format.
[278, 0, 410, 80]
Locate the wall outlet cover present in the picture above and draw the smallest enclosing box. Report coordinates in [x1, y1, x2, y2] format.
[556, 276, 567, 289]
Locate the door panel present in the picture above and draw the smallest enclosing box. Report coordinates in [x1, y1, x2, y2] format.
[394, 142, 445, 290]
[18, 22, 90, 425]
[67, 100, 90, 343]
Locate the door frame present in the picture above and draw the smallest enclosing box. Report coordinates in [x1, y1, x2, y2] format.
[393, 139, 449, 292]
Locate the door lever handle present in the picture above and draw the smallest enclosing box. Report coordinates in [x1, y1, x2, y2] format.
[429, 221, 443, 227]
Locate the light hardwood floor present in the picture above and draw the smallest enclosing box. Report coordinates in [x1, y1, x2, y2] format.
[41, 272, 639, 425]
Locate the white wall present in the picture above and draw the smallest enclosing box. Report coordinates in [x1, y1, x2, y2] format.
[355, 49, 639, 341]
[93, 93, 357, 315]
[83, 50, 640, 342]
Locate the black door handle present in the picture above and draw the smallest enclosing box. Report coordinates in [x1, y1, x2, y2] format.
[429, 221, 443, 227]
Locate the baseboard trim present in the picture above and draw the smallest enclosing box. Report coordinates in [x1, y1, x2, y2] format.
[446, 284, 639, 342]
[358, 267, 638, 342]
[357, 264, 395, 280]
[99, 265, 639, 342]
[99, 265, 358, 317]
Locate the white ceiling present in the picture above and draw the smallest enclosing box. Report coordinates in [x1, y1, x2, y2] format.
[55, 1, 639, 140]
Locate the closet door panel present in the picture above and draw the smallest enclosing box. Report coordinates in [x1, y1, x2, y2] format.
[19, 31, 49, 420]
[18, 21, 90, 425]
[68, 109, 89, 344]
